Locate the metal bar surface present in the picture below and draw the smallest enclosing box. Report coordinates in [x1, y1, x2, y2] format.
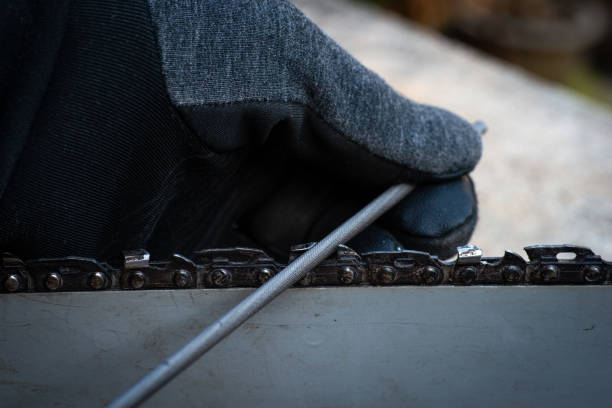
[1, 286, 611, 407]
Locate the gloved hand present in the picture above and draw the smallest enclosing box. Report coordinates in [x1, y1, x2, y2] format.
[0, 0, 481, 262]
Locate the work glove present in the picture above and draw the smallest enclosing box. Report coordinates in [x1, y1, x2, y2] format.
[0, 0, 481, 262]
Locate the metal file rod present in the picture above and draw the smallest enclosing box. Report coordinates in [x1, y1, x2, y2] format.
[108, 183, 415, 408]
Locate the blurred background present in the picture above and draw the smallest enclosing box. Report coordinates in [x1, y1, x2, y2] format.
[295, 0, 612, 259]
[363, 0, 612, 108]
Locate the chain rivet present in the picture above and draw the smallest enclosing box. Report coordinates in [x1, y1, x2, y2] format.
[584, 265, 602, 283]
[541, 265, 559, 282]
[422, 265, 442, 285]
[45, 272, 62, 291]
[378, 266, 396, 284]
[210, 269, 231, 287]
[174, 269, 192, 288]
[130, 271, 146, 289]
[256, 268, 272, 285]
[338, 266, 356, 285]
[3, 274, 20, 292]
[457, 266, 477, 285]
[88, 272, 106, 290]
[502, 265, 522, 283]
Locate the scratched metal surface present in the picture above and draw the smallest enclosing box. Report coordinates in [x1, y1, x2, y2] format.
[1, 286, 611, 407]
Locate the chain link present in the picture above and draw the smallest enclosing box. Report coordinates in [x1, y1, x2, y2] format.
[1, 244, 610, 293]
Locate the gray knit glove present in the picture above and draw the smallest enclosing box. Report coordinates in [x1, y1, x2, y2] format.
[147, 0, 482, 258]
[0, 0, 481, 261]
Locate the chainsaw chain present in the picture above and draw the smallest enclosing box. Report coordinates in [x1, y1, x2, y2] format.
[1, 243, 610, 293]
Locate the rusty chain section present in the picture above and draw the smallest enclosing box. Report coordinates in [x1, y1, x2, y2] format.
[1, 244, 610, 293]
